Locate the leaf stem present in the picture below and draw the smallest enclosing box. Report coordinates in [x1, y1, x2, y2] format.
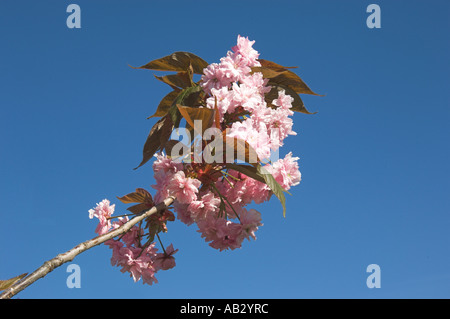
[211, 184, 240, 222]
[156, 233, 166, 255]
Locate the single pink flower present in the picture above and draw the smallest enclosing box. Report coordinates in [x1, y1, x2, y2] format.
[153, 244, 179, 271]
[153, 153, 183, 174]
[112, 243, 159, 285]
[173, 201, 194, 226]
[167, 171, 201, 204]
[267, 152, 302, 190]
[188, 192, 220, 221]
[239, 208, 263, 241]
[88, 199, 115, 235]
[197, 216, 244, 251]
[231, 35, 261, 68]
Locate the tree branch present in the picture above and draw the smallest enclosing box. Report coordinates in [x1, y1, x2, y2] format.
[0, 196, 175, 299]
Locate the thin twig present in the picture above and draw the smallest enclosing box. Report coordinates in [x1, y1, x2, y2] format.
[0, 196, 176, 299]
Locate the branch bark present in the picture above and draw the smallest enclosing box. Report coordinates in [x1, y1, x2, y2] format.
[0, 196, 175, 299]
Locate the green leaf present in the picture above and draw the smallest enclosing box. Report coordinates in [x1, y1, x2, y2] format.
[257, 164, 289, 217]
[225, 163, 289, 217]
[0, 273, 27, 291]
[133, 51, 208, 74]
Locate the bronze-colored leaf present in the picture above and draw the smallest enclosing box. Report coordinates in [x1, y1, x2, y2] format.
[270, 70, 320, 96]
[225, 163, 266, 184]
[214, 98, 221, 129]
[266, 84, 317, 115]
[154, 71, 192, 90]
[251, 66, 287, 79]
[177, 105, 215, 136]
[134, 115, 172, 170]
[0, 273, 27, 291]
[258, 59, 297, 71]
[147, 89, 181, 119]
[133, 52, 208, 74]
[117, 188, 155, 215]
[163, 139, 189, 159]
[117, 188, 152, 204]
[159, 115, 174, 150]
[169, 85, 202, 127]
[211, 132, 260, 166]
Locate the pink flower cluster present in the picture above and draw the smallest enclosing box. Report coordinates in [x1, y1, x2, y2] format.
[151, 36, 302, 251]
[151, 154, 264, 251]
[89, 200, 178, 285]
[202, 35, 297, 160]
[89, 35, 303, 285]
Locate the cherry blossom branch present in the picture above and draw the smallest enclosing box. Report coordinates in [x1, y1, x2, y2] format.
[0, 196, 175, 299]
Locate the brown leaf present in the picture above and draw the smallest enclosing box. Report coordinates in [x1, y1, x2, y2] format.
[207, 132, 260, 166]
[117, 188, 152, 204]
[0, 273, 27, 291]
[176, 105, 215, 136]
[134, 115, 173, 170]
[251, 66, 287, 79]
[258, 59, 297, 71]
[117, 188, 155, 215]
[147, 89, 181, 119]
[266, 84, 317, 115]
[225, 163, 266, 184]
[270, 70, 320, 96]
[164, 139, 190, 159]
[133, 52, 208, 74]
[154, 71, 192, 89]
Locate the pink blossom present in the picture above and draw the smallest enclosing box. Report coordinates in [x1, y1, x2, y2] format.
[173, 201, 194, 226]
[112, 243, 159, 285]
[201, 63, 233, 94]
[206, 87, 235, 122]
[239, 208, 263, 241]
[231, 35, 261, 68]
[227, 119, 272, 160]
[197, 215, 244, 251]
[153, 153, 183, 174]
[219, 53, 251, 83]
[267, 152, 301, 190]
[105, 239, 124, 266]
[88, 199, 115, 235]
[153, 244, 178, 271]
[240, 72, 271, 95]
[188, 191, 220, 221]
[230, 82, 263, 113]
[167, 171, 201, 204]
[110, 217, 143, 247]
[272, 89, 294, 112]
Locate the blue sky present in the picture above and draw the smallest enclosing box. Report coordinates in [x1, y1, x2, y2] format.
[0, 0, 449, 298]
